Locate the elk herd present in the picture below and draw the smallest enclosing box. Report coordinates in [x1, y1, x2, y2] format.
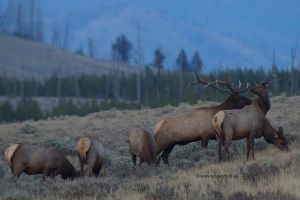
[3, 67, 289, 180]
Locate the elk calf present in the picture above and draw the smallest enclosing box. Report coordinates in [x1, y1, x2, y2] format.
[76, 137, 107, 177]
[4, 144, 78, 180]
[128, 126, 158, 166]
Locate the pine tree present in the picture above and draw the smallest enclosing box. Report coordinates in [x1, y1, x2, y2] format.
[191, 50, 203, 95]
[176, 49, 189, 97]
[271, 50, 279, 93]
[153, 48, 165, 99]
[112, 34, 132, 63]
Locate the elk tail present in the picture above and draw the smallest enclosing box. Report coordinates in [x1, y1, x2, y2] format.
[4, 144, 20, 167]
[212, 111, 225, 139]
[76, 137, 91, 161]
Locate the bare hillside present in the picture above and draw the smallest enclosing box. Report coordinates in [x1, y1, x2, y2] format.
[0, 96, 299, 199]
[0, 33, 137, 79]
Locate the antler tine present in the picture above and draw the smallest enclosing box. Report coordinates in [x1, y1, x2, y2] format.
[187, 65, 232, 93]
[186, 64, 206, 88]
[187, 64, 250, 94]
[233, 81, 242, 90]
[214, 64, 235, 92]
[235, 81, 250, 93]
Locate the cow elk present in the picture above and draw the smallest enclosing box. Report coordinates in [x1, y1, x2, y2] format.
[76, 137, 107, 177]
[212, 81, 288, 161]
[128, 126, 158, 166]
[154, 67, 251, 164]
[4, 144, 78, 180]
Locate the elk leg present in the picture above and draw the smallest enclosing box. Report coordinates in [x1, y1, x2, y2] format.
[217, 140, 222, 162]
[246, 137, 250, 160]
[84, 156, 96, 177]
[139, 158, 145, 166]
[93, 164, 102, 177]
[50, 168, 61, 178]
[215, 133, 223, 162]
[249, 134, 255, 160]
[224, 135, 232, 161]
[201, 137, 209, 149]
[77, 152, 85, 176]
[42, 167, 52, 181]
[161, 143, 176, 164]
[12, 164, 25, 178]
[131, 153, 137, 166]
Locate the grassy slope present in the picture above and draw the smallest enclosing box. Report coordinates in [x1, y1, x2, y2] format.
[0, 96, 299, 199]
[0, 33, 135, 79]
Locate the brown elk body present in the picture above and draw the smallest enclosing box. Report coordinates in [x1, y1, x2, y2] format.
[128, 126, 158, 166]
[76, 137, 107, 177]
[154, 69, 251, 164]
[4, 144, 78, 179]
[212, 82, 288, 161]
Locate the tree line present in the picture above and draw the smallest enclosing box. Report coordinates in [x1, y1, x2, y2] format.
[0, 65, 298, 122]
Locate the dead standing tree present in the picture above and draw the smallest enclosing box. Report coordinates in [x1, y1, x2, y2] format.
[135, 25, 143, 104]
[290, 34, 300, 96]
[153, 48, 165, 99]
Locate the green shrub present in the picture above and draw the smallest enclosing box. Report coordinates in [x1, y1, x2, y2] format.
[0, 101, 15, 122]
[21, 124, 38, 134]
[15, 98, 43, 121]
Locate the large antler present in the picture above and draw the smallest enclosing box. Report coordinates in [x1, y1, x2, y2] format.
[188, 65, 250, 94]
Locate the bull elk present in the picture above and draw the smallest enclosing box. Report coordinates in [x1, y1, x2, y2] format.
[154, 67, 251, 164]
[4, 144, 78, 180]
[212, 81, 289, 161]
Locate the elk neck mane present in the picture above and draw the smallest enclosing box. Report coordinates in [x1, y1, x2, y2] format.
[194, 95, 236, 111]
[214, 94, 239, 110]
[256, 93, 270, 115]
[262, 119, 276, 144]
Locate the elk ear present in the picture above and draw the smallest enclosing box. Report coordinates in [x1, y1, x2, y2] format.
[263, 79, 271, 87]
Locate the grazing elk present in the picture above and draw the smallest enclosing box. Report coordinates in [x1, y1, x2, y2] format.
[76, 137, 107, 177]
[128, 126, 158, 166]
[154, 68, 251, 164]
[212, 82, 289, 161]
[4, 144, 78, 180]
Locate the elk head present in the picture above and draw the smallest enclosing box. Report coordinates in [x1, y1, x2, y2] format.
[273, 127, 289, 151]
[250, 79, 271, 97]
[188, 66, 251, 108]
[250, 79, 271, 113]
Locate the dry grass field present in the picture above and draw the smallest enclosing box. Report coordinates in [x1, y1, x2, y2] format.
[0, 96, 299, 200]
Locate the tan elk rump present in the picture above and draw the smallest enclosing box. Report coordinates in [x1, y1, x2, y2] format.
[128, 126, 158, 166]
[4, 144, 20, 167]
[77, 137, 91, 161]
[76, 137, 107, 177]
